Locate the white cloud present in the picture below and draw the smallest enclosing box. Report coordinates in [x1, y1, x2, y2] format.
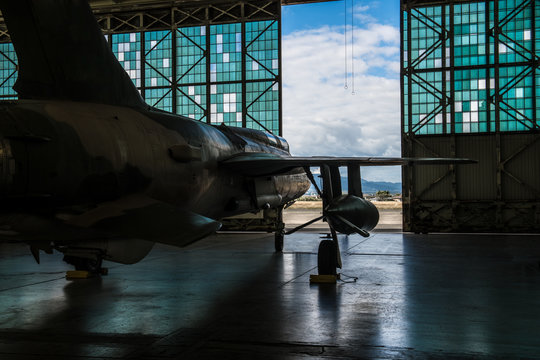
[352, 4, 376, 24]
[282, 23, 402, 182]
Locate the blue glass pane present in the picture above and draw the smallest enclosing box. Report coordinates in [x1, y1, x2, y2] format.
[409, 71, 448, 135]
[409, 7, 446, 70]
[403, 13, 408, 69]
[403, 75, 409, 133]
[177, 26, 206, 85]
[537, 68, 540, 127]
[145, 31, 172, 88]
[495, 0, 534, 64]
[246, 20, 278, 80]
[454, 3, 487, 66]
[497, 66, 535, 131]
[210, 83, 242, 126]
[402, 1, 538, 135]
[210, 24, 242, 82]
[247, 81, 279, 133]
[0, 43, 18, 98]
[178, 85, 206, 122]
[145, 88, 173, 112]
[112, 33, 141, 88]
[454, 69, 490, 133]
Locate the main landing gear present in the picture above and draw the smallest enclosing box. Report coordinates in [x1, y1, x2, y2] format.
[63, 255, 108, 277]
[274, 231, 284, 252]
[274, 206, 285, 252]
[277, 214, 342, 276]
[317, 239, 338, 276]
[275, 164, 356, 278]
[276, 229, 341, 276]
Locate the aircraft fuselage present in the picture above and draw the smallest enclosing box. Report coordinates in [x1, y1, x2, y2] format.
[0, 100, 309, 244]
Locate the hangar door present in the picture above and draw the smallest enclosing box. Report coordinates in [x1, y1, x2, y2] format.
[401, 0, 540, 232]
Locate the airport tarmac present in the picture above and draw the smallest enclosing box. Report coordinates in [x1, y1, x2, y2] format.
[283, 206, 402, 232]
[1, 228, 540, 359]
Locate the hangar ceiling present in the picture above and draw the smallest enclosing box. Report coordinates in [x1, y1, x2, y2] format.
[91, 0, 280, 33]
[86, 0, 336, 12]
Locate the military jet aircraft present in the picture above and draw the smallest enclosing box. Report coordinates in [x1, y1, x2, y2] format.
[0, 0, 474, 275]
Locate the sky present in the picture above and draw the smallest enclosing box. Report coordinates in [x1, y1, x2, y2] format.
[280, 1, 402, 182]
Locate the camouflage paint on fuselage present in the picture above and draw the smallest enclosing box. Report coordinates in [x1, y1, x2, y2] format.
[0, 99, 309, 218]
[0, 99, 309, 263]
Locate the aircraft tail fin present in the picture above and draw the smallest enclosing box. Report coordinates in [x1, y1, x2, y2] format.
[0, 0, 146, 108]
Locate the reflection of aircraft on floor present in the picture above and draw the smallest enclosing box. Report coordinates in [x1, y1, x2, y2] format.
[0, 0, 475, 276]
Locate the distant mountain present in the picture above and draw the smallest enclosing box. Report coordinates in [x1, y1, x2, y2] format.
[361, 179, 402, 194]
[306, 176, 401, 195]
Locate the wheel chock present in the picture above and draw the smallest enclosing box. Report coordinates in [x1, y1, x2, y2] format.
[66, 270, 93, 280]
[309, 274, 339, 284]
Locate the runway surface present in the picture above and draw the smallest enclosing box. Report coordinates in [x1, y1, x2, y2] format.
[1, 231, 539, 359]
[284, 207, 402, 232]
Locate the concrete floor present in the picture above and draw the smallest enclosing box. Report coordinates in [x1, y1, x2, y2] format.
[1, 231, 540, 359]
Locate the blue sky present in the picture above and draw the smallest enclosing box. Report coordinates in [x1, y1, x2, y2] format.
[280, 1, 402, 182]
[282, 1, 399, 34]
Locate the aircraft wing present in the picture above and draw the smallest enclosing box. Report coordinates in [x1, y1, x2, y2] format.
[220, 152, 477, 176]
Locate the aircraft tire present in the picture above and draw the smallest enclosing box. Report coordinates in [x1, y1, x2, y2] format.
[274, 232, 284, 252]
[77, 258, 102, 273]
[317, 240, 337, 275]
[64, 255, 103, 273]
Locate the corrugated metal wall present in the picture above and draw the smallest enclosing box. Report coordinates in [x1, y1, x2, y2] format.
[403, 132, 540, 232]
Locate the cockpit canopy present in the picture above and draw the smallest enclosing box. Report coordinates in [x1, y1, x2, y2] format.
[215, 124, 289, 153]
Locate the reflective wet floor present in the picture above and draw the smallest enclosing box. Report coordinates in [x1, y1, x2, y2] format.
[1, 232, 540, 359]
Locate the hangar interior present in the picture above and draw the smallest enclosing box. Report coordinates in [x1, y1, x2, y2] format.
[0, 1, 539, 360]
[1, 0, 538, 233]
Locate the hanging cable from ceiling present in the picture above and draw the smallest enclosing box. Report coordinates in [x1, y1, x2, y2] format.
[351, 0, 355, 95]
[344, 0, 356, 95]
[344, 0, 348, 90]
